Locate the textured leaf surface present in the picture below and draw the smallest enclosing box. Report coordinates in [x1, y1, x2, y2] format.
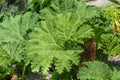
[0, 15, 22, 42]
[77, 61, 120, 80]
[0, 45, 10, 67]
[111, 68, 120, 80]
[0, 12, 39, 42]
[26, 27, 83, 73]
[77, 61, 111, 80]
[100, 34, 120, 56]
[26, 0, 99, 74]
[0, 12, 39, 67]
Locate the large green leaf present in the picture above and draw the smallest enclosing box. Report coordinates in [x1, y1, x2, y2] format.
[0, 41, 24, 76]
[77, 61, 111, 80]
[0, 12, 39, 69]
[40, 0, 100, 20]
[2, 41, 24, 62]
[0, 12, 39, 42]
[99, 34, 120, 56]
[26, 0, 99, 74]
[25, 13, 84, 73]
[0, 15, 23, 42]
[0, 45, 10, 67]
[26, 27, 83, 74]
[111, 68, 120, 80]
[77, 61, 120, 80]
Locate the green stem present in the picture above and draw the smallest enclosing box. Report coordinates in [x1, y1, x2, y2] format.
[11, 66, 15, 76]
[70, 76, 73, 80]
[22, 64, 27, 80]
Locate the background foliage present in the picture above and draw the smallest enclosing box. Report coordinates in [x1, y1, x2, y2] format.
[0, 0, 120, 80]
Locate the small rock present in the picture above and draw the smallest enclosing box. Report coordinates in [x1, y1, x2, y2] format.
[11, 75, 18, 80]
[108, 56, 120, 62]
[86, 0, 110, 6]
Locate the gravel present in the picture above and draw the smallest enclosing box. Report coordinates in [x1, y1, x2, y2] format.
[86, 0, 110, 6]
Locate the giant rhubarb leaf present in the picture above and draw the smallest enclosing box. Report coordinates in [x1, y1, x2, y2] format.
[0, 12, 39, 42]
[77, 61, 120, 80]
[100, 34, 120, 56]
[0, 12, 39, 66]
[26, 0, 99, 74]
[77, 61, 111, 80]
[25, 13, 84, 74]
[26, 25, 83, 73]
[26, 8, 97, 75]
